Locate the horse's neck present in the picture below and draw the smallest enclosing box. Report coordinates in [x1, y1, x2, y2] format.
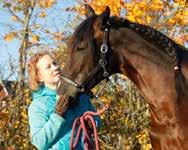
[121, 50, 175, 102]
[113, 28, 177, 107]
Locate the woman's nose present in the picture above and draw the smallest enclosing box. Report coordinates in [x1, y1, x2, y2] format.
[52, 63, 59, 70]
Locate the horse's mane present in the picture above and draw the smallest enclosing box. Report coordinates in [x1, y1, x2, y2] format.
[109, 16, 187, 64]
[71, 15, 187, 64]
[108, 17, 188, 101]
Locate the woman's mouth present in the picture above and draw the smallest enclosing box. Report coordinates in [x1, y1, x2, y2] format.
[54, 72, 61, 77]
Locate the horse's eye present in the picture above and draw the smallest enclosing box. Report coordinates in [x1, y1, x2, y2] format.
[77, 47, 85, 51]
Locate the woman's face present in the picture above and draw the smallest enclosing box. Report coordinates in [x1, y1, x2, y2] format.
[37, 54, 61, 89]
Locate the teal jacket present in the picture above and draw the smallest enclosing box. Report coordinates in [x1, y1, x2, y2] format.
[28, 86, 101, 150]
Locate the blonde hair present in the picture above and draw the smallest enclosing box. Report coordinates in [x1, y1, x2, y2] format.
[28, 51, 51, 91]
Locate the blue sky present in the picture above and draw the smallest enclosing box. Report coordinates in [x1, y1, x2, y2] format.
[0, 0, 79, 79]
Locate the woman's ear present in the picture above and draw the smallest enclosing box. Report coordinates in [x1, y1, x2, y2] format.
[36, 70, 43, 82]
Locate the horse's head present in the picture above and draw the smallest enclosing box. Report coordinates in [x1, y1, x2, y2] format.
[59, 4, 187, 102]
[59, 5, 119, 97]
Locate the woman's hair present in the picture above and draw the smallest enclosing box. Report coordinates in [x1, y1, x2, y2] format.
[28, 51, 52, 91]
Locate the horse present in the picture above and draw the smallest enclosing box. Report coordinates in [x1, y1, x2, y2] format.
[59, 5, 188, 150]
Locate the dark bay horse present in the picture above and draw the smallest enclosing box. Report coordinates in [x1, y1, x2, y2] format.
[60, 5, 188, 150]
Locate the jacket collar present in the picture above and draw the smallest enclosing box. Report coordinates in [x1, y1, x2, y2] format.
[32, 85, 57, 99]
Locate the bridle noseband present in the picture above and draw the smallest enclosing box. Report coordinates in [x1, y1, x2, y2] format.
[60, 26, 110, 95]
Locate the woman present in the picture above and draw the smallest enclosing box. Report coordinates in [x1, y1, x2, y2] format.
[28, 51, 101, 150]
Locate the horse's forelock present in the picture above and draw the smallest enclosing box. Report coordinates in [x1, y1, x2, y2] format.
[71, 16, 96, 51]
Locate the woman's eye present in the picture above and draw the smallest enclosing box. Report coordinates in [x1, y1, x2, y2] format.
[77, 47, 85, 51]
[52, 61, 57, 66]
[77, 42, 86, 51]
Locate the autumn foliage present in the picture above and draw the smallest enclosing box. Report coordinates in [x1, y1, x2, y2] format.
[0, 0, 187, 149]
[77, 0, 187, 45]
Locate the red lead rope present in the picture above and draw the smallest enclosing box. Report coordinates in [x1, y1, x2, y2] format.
[70, 104, 109, 150]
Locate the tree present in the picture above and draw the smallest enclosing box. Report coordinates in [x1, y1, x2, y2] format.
[0, 0, 73, 149]
[0, 0, 186, 149]
[76, 0, 187, 45]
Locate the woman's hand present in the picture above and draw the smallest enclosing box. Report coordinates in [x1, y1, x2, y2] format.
[55, 80, 79, 117]
[55, 80, 70, 117]
[55, 94, 69, 117]
[57, 77, 80, 108]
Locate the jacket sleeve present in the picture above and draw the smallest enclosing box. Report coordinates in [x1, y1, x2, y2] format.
[28, 99, 65, 150]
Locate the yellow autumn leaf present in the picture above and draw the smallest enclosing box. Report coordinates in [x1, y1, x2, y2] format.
[127, 15, 136, 22]
[174, 0, 186, 6]
[178, 19, 186, 26]
[146, 15, 151, 24]
[38, 0, 45, 8]
[26, 97, 31, 105]
[39, 11, 46, 17]
[136, 18, 143, 24]
[45, 0, 56, 8]
[22, 118, 28, 124]
[54, 33, 62, 41]
[168, 18, 176, 25]
[14, 120, 20, 128]
[183, 9, 188, 16]
[139, 1, 147, 8]
[153, 0, 163, 4]
[183, 10, 188, 23]
[38, 0, 55, 8]
[132, 5, 139, 15]
[145, 144, 152, 150]
[150, 3, 163, 11]
[16, 0, 24, 3]
[31, 35, 40, 43]
[4, 32, 17, 42]
[21, 110, 27, 119]
[11, 16, 19, 22]
[173, 2, 180, 7]
[185, 35, 188, 41]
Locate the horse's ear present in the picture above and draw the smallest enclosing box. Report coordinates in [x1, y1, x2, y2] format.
[99, 6, 110, 27]
[84, 4, 95, 17]
[101, 6, 110, 19]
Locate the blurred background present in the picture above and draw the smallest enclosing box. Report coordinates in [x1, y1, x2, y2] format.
[0, 0, 187, 149]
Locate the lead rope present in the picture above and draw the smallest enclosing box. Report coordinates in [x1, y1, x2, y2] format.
[70, 104, 109, 150]
[70, 79, 110, 150]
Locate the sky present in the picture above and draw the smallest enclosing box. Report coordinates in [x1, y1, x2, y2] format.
[0, 0, 79, 80]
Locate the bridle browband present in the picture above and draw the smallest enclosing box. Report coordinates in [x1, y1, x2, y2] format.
[60, 25, 111, 95]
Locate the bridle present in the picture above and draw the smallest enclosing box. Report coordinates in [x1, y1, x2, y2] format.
[60, 26, 111, 95]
